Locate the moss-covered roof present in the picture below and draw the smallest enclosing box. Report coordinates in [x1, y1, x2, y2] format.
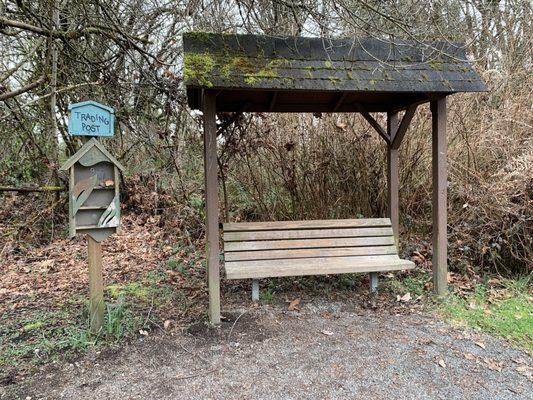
[183, 32, 486, 95]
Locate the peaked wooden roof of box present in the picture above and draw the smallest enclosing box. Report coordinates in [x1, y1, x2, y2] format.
[183, 32, 486, 113]
[60, 138, 125, 172]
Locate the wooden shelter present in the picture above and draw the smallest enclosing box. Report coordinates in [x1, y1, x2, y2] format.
[182, 32, 486, 324]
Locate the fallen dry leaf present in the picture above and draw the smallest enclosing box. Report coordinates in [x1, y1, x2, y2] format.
[475, 341, 486, 349]
[515, 365, 532, 378]
[287, 298, 301, 311]
[163, 320, 173, 330]
[483, 358, 503, 372]
[335, 121, 347, 130]
[320, 330, 334, 336]
[464, 353, 476, 361]
[397, 292, 411, 302]
[438, 359, 446, 368]
[104, 179, 115, 187]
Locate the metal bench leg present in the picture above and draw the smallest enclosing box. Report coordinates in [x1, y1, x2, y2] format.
[252, 279, 259, 301]
[370, 272, 378, 293]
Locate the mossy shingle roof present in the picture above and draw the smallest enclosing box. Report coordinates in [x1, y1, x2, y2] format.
[182, 32, 486, 112]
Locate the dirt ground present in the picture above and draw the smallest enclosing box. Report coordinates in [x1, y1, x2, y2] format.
[3, 298, 532, 400]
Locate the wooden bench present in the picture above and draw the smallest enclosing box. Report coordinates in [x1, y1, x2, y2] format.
[223, 218, 414, 300]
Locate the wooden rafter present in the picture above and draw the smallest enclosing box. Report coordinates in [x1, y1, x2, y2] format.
[355, 104, 389, 144]
[391, 104, 417, 149]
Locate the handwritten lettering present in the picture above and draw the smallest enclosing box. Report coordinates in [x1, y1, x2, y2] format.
[73, 111, 110, 134]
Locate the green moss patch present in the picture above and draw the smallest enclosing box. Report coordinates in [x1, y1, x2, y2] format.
[183, 53, 216, 87]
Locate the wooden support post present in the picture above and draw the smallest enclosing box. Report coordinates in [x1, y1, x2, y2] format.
[203, 91, 221, 324]
[252, 279, 259, 301]
[387, 112, 400, 243]
[431, 98, 448, 295]
[87, 236, 104, 333]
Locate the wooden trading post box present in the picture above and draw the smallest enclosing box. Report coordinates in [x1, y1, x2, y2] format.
[60, 138, 125, 242]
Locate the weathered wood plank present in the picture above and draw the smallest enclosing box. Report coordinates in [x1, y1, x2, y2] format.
[225, 255, 414, 279]
[224, 245, 398, 261]
[225, 236, 394, 252]
[223, 227, 393, 242]
[223, 218, 391, 232]
[224, 245, 397, 261]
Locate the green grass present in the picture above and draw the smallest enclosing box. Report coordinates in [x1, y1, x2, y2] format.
[440, 278, 532, 350]
[0, 297, 145, 375]
[0, 307, 95, 373]
[0, 263, 180, 379]
[386, 271, 532, 350]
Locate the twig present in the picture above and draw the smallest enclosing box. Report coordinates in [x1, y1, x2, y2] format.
[142, 295, 155, 328]
[226, 310, 248, 343]
[0, 186, 65, 193]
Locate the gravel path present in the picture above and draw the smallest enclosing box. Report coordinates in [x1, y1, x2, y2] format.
[4, 299, 532, 400]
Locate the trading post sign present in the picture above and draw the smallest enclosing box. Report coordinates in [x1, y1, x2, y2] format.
[68, 101, 115, 137]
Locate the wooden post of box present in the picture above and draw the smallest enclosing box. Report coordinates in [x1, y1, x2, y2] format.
[60, 138, 125, 333]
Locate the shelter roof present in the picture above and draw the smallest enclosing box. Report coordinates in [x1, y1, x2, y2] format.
[183, 32, 486, 112]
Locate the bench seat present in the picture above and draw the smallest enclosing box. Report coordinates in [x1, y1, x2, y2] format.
[223, 218, 414, 280]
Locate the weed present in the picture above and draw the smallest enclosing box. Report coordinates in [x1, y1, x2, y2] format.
[107, 282, 150, 300]
[388, 270, 432, 298]
[101, 296, 143, 341]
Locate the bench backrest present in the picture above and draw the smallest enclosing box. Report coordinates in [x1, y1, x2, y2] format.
[223, 218, 397, 264]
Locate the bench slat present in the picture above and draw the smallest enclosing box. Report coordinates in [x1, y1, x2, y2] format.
[224, 227, 393, 242]
[225, 236, 394, 252]
[223, 218, 391, 232]
[224, 245, 398, 261]
[225, 255, 414, 279]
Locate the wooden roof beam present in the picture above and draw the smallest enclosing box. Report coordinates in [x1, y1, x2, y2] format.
[388, 94, 429, 114]
[331, 93, 347, 112]
[391, 104, 417, 149]
[269, 92, 278, 111]
[355, 104, 390, 144]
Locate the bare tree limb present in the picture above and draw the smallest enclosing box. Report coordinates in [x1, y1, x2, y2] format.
[0, 75, 46, 102]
